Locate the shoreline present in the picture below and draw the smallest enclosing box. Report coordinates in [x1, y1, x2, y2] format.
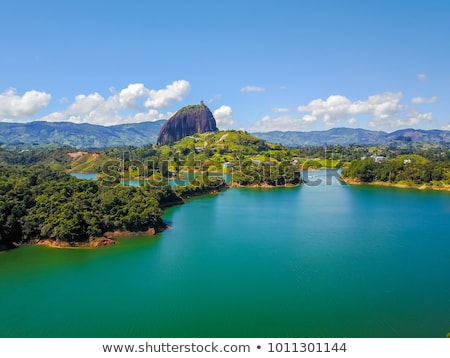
[34, 226, 167, 249]
[229, 182, 302, 189]
[5, 186, 224, 251]
[2, 181, 300, 252]
[343, 178, 450, 192]
[29, 183, 296, 249]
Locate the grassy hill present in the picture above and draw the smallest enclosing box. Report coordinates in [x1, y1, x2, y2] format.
[69, 151, 114, 173]
[64, 130, 344, 176]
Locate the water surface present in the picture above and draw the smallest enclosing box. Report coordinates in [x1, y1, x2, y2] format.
[1, 171, 449, 337]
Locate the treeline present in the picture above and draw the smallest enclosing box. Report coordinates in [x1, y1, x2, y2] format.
[0, 147, 72, 167]
[172, 175, 227, 198]
[0, 164, 225, 249]
[342, 154, 450, 184]
[232, 159, 302, 186]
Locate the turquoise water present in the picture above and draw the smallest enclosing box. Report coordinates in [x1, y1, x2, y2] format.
[1, 171, 449, 337]
[70, 172, 98, 180]
[70, 172, 232, 186]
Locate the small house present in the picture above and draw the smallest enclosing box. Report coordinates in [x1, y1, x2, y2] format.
[371, 155, 386, 163]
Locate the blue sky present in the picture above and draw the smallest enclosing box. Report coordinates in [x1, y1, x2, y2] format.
[0, 0, 449, 132]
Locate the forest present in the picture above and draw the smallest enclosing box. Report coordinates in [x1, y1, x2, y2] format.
[341, 152, 450, 186]
[0, 162, 226, 250]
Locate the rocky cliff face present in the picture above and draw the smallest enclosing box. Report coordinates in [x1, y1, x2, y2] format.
[156, 102, 218, 145]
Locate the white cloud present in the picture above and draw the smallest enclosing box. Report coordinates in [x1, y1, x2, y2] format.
[302, 114, 317, 123]
[70, 93, 105, 114]
[297, 92, 417, 129]
[252, 92, 434, 131]
[418, 74, 427, 81]
[368, 111, 432, 129]
[442, 124, 450, 131]
[240, 85, 265, 93]
[144, 80, 191, 108]
[213, 105, 235, 129]
[207, 94, 222, 103]
[251, 115, 314, 132]
[272, 107, 289, 113]
[40, 80, 190, 126]
[298, 92, 405, 123]
[411, 96, 438, 104]
[0, 88, 51, 120]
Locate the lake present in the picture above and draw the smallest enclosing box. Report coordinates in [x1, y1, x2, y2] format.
[1, 170, 449, 337]
[71, 172, 233, 186]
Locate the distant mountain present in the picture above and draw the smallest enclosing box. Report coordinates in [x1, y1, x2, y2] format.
[1, 120, 450, 149]
[252, 128, 450, 146]
[385, 128, 450, 145]
[0, 120, 165, 149]
[156, 102, 218, 145]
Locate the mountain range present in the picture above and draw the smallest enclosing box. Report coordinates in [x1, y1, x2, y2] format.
[253, 127, 450, 146]
[0, 120, 165, 149]
[1, 120, 450, 149]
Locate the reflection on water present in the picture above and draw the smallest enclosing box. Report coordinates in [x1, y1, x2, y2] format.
[71, 172, 233, 187]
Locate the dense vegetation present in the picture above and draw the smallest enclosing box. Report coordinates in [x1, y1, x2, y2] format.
[106, 130, 306, 186]
[0, 165, 153, 248]
[342, 152, 450, 186]
[0, 163, 225, 249]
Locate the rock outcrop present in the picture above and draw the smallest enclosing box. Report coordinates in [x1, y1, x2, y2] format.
[156, 102, 218, 145]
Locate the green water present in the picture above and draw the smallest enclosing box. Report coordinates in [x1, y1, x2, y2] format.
[70, 172, 233, 186]
[1, 172, 449, 337]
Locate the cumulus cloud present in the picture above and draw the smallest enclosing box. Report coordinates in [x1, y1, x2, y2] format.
[252, 92, 434, 131]
[411, 96, 438, 104]
[41, 80, 191, 126]
[144, 80, 191, 108]
[297, 92, 406, 125]
[240, 85, 265, 93]
[442, 124, 450, 131]
[213, 105, 235, 129]
[251, 115, 313, 132]
[0, 88, 51, 120]
[418, 74, 427, 81]
[368, 111, 432, 129]
[272, 107, 289, 113]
